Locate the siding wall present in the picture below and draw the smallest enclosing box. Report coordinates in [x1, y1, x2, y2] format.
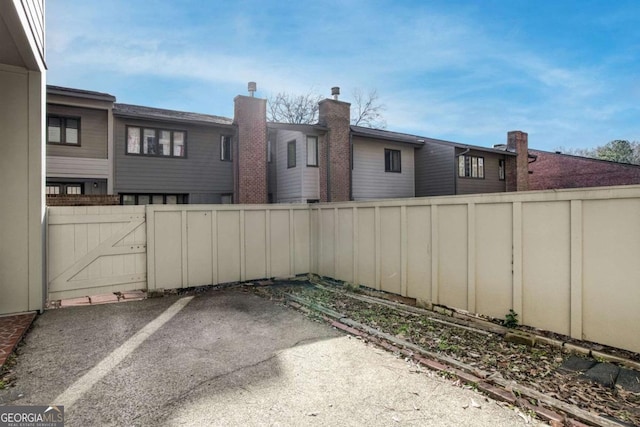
[414, 141, 455, 197]
[114, 117, 233, 200]
[455, 149, 507, 194]
[352, 137, 415, 200]
[47, 156, 110, 180]
[46, 104, 108, 159]
[275, 130, 302, 202]
[0, 65, 44, 315]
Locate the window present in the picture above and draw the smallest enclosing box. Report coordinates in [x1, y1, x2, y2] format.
[66, 185, 82, 195]
[267, 140, 272, 163]
[120, 194, 187, 205]
[287, 140, 296, 168]
[221, 194, 233, 204]
[126, 126, 186, 157]
[46, 183, 83, 195]
[384, 149, 401, 172]
[306, 136, 318, 166]
[458, 155, 485, 178]
[499, 159, 505, 180]
[47, 116, 80, 145]
[46, 185, 61, 195]
[220, 135, 232, 161]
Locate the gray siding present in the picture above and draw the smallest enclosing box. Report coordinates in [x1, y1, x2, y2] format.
[455, 149, 507, 194]
[114, 117, 233, 199]
[47, 104, 108, 159]
[46, 178, 107, 195]
[352, 137, 415, 200]
[275, 130, 302, 203]
[414, 141, 456, 197]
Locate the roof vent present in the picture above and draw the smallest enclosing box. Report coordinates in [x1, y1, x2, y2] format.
[331, 86, 340, 100]
[248, 82, 257, 97]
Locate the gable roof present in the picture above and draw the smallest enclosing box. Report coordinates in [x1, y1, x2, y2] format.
[351, 125, 516, 155]
[113, 103, 234, 127]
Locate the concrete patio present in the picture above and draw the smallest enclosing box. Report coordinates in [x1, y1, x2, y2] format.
[0, 288, 532, 426]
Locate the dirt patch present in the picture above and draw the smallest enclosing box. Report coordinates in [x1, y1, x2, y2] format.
[248, 282, 640, 426]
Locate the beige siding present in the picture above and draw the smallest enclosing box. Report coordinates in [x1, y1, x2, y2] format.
[46, 104, 108, 159]
[0, 65, 44, 315]
[352, 137, 415, 200]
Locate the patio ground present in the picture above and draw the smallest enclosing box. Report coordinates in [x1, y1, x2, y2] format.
[0, 287, 533, 426]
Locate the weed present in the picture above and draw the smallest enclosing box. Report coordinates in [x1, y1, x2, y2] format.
[0, 380, 5, 390]
[503, 309, 519, 328]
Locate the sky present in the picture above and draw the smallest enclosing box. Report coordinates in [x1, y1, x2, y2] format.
[46, 0, 640, 151]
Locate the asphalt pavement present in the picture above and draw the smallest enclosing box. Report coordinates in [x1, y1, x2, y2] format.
[0, 288, 535, 426]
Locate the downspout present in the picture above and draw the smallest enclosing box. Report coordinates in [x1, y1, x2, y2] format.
[326, 130, 331, 202]
[349, 131, 353, 201]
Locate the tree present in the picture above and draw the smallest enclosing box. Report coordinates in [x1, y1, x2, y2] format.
[267, 92, 323, 124]
[595, 140, 638, 164]
[557, 140, 640, 165]
[266, 88, 386, 128]
[351, 88, 386, 129]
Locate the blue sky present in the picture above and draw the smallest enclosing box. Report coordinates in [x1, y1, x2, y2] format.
[46, 0, 640, 151]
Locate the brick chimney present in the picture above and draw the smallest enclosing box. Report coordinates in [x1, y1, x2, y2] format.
[234, 83, 268, 204]
[318, 87, 351, 202]
[506, 130, 529, 192]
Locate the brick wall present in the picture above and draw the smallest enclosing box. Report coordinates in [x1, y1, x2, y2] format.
[528, 150, 640, 190]
[234, 95, 268, 204]
[507, 131, 529, 191]
[46, 195, 120, 206]
[318, 99, 351, 202]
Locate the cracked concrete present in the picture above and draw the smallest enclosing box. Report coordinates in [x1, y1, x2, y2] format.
[0, 289, 532, 426]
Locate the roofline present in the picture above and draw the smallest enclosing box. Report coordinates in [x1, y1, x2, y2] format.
[47, 85, 116, 102]
[267, 122, 328, 132]
[113, 103, 234, 127]
[530, 148, 640, 167]
[350, 125, 516, 155]
[350, 126, 424, 146]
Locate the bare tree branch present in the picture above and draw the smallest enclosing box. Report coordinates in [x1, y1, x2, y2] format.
[267, 92, 323, 124]
[351, 88, 386, 129]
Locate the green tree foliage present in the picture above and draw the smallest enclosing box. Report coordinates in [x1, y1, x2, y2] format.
[557, 140, 640, 165]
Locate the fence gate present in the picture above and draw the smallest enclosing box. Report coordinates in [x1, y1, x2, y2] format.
[47, 206, 147, 301]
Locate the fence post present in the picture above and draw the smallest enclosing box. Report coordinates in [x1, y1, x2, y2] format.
[467, 203, 476, 313]
[430, 205, 439, 304]
[570, 200, 583, 340]
[289, 209, 295, 277]
[181, 210, 188, 287]
[400, 205, 408, 297]
[375, 206, 381, 290]
[146, 206, 155, 290]
[211, 209, 218, 285]
[240, 209, 246, 282]
[512, 202, 523, 317]
[352, 206, 359, 286]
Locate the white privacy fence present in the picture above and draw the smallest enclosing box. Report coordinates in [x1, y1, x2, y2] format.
[47, 185, 640, 353]
[145, 204, 311, 290]
[310, 185, 640, 354]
